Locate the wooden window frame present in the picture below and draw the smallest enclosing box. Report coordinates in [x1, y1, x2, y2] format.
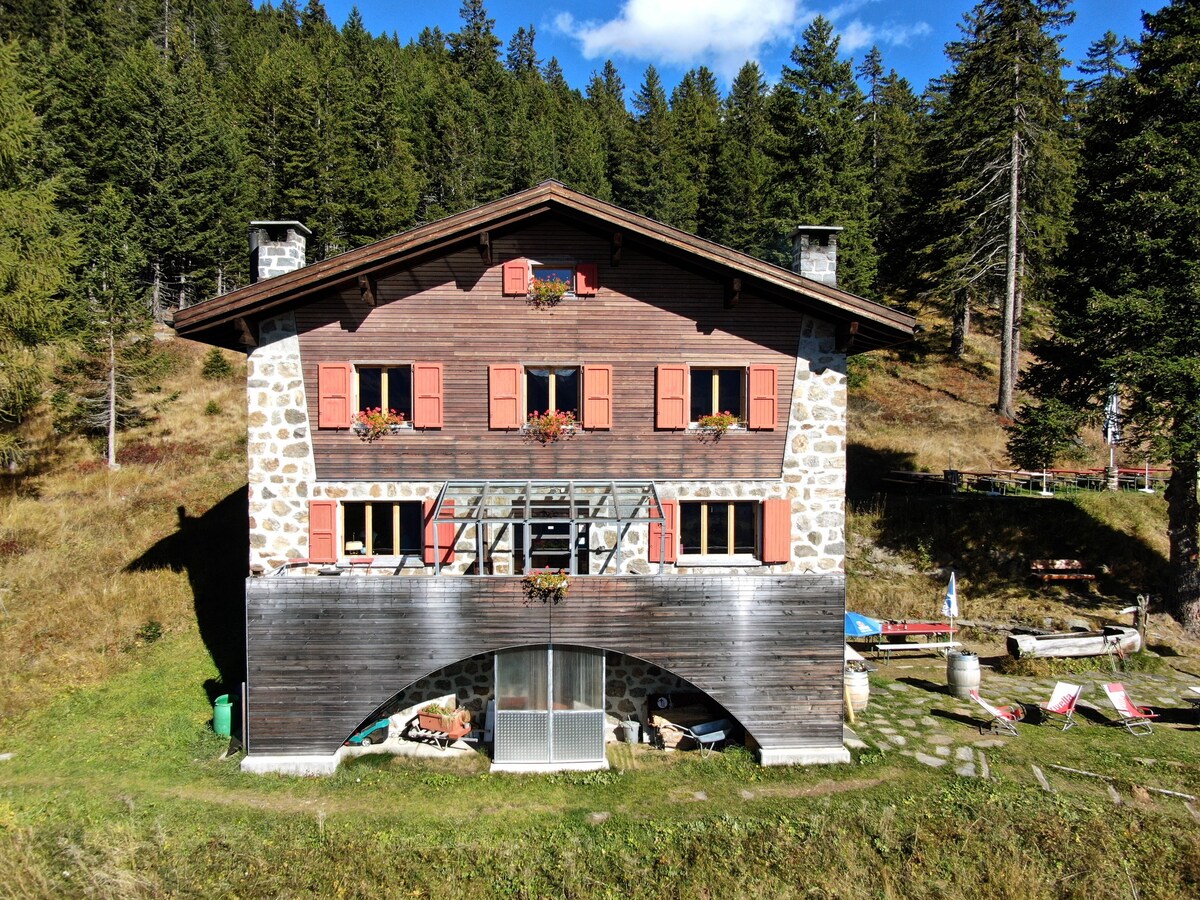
[340, 500, 425, 557]
[524, 365, 582, 418]
[689, 366, 746, 425]
[679, 500, 759, 558]
[354, 363, 414, 425]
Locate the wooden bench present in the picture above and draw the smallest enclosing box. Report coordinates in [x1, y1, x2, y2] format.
[874, 641, 961, 662]
[1030, 559, 1096, 582]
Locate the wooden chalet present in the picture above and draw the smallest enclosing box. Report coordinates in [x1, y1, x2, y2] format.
[174, 181, 914, 774]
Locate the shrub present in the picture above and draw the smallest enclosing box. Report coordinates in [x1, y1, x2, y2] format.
[200, 348, 234, 380]
[203, 400, 222, 416]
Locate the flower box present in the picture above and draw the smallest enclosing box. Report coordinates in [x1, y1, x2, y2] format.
[523, 409, 577, 444]
[352, 407, 406, 441]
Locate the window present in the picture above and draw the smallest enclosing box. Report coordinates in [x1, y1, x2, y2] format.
[690, 367, 744, 423]
[342, 501, 423, 556]
[679, 501, 757, 556]
[531, 265, 575, 294]
[357, 365, 412, 421]
[525, 367, 580, 418]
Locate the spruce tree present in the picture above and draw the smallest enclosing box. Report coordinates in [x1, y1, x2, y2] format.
[707, 61, 772, 257]
[0, 40, 78, 463]
[768, 16, 876, 292]
[669, 67, 721, 234]
[1024, 0, 1200, 629]
[586, 60, 634, 206]
[922, 0, 1074, 412]
[627, 65, 689, 225]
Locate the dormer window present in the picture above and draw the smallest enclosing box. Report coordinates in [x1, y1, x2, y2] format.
[502, 258, 599, 298]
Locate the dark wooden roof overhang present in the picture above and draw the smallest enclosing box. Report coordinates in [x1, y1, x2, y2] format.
[173, 181, 915, 353]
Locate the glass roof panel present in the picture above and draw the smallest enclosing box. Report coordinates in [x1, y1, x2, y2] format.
[433, 480, 662, 523]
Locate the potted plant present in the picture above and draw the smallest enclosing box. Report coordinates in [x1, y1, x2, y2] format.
[524, 409, 576, 444]
[522, 569, 570, 605]
[526, 274, 570, 309]
[697, 410, 740, 437]
[417, 701, 469, 732]
[352, 407, 406, 441]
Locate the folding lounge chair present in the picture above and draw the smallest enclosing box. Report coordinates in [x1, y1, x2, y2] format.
[1038, 682, 1084, 731]
[1103, 682, 1158, 735]
[968, 689, 1024, 736]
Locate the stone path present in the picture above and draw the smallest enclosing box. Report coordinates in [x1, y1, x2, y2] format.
[847, 653, 1200, 776]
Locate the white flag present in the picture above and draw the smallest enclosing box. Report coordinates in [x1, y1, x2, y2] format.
[942, 571, 959, 618]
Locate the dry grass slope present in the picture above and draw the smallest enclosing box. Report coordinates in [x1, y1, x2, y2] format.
[0, 338, 247, 721]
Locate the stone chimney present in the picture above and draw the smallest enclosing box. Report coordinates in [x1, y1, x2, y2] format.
[790, 225, 843, 288]
[249, 221, 312, 283]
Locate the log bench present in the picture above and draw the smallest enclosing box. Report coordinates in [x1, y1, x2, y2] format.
[1030, 559, 1096, 582]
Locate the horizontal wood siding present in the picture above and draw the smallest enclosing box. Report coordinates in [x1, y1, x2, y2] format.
[295, 221, 803, 481]
[245, 573, 845, 756]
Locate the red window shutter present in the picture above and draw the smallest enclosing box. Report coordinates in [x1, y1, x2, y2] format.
[761, 498, 792, 564]
[489, 364, 523, 429]
[308, 500, 337, 564]
[317, 362, 353, 428]
[412, 362, 444, 428]
[656, 364, 688, 430]
[423, 498, 455, 565]
[582, 364, 613, 429]
[575, 262, 599, 296]
[502, 259, 529, 295]
[648, 499, 677, 564]
[748, 365, 779, 430]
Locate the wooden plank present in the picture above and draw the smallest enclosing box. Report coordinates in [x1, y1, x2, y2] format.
[244, 573, 846, 756]
[296, 229, 802, 482]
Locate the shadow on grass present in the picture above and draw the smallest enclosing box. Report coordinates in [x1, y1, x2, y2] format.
[896, 676, 946, 695]
[848, 489, 1167, 602]
[125, 486, 248, 706]
[930, 709, 983, 731]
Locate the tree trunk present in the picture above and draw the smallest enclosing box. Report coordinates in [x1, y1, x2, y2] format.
[998, 124, 1020, 419]
[1011, 248, 1025, 385]
[106, 325, 117, 470]
[1165, 454, 1200, 632]
[950, 293, 971, 359]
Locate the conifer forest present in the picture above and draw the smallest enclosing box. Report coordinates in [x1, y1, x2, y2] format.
[1, 0, 1200, 627]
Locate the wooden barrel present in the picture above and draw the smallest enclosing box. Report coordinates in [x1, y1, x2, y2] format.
[844, 668, 870, 712]
[946, 651, 980, 700]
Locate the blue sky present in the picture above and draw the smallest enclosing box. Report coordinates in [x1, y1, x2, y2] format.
[283, 1, 1149, 95]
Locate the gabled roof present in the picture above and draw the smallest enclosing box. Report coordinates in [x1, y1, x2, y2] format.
[173, 181, 915, 352]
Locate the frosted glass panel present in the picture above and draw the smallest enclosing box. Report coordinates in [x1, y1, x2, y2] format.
[553, 647, 603, 710]
[496, 648, 548, 711]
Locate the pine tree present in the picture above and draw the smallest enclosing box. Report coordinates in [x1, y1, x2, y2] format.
[586, 60, 634, 205]
[627, 65, 689, 225]
[0, 40, 78, 463]
[859, 48, 925, 299]
[768, 16, 875, 291]
[66, 185, 152, 468]
[922, 0, 1074, 413]
[707, 61, 771, 257]
[448, 0, 502, 89]
[1023, 0, 1200, 628]
[669, 67, 721, 233]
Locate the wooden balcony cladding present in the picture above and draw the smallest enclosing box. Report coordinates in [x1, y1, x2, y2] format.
[293, 221, 815, 482]
[245, 573, 846, 757]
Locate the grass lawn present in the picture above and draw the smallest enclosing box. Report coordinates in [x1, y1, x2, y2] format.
[2, 630, 1198, 898]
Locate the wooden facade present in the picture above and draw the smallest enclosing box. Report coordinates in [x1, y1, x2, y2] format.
[296, 221, 802, 481]
[245, 574, 844, 755]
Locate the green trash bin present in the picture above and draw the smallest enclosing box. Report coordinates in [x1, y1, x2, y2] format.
[213, 694, 232, 737]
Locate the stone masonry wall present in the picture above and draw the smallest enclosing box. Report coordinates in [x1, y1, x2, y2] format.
[247, 313, 316, 570]
[792, 234, 839, 287]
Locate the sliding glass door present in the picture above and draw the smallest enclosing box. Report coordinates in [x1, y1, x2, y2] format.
[494, 646, 605, 765]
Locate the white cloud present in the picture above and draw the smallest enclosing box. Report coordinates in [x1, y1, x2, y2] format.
[838, 18, 932, 53]
[556, 0, 806, 80]
[554, 1, 931, 82]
